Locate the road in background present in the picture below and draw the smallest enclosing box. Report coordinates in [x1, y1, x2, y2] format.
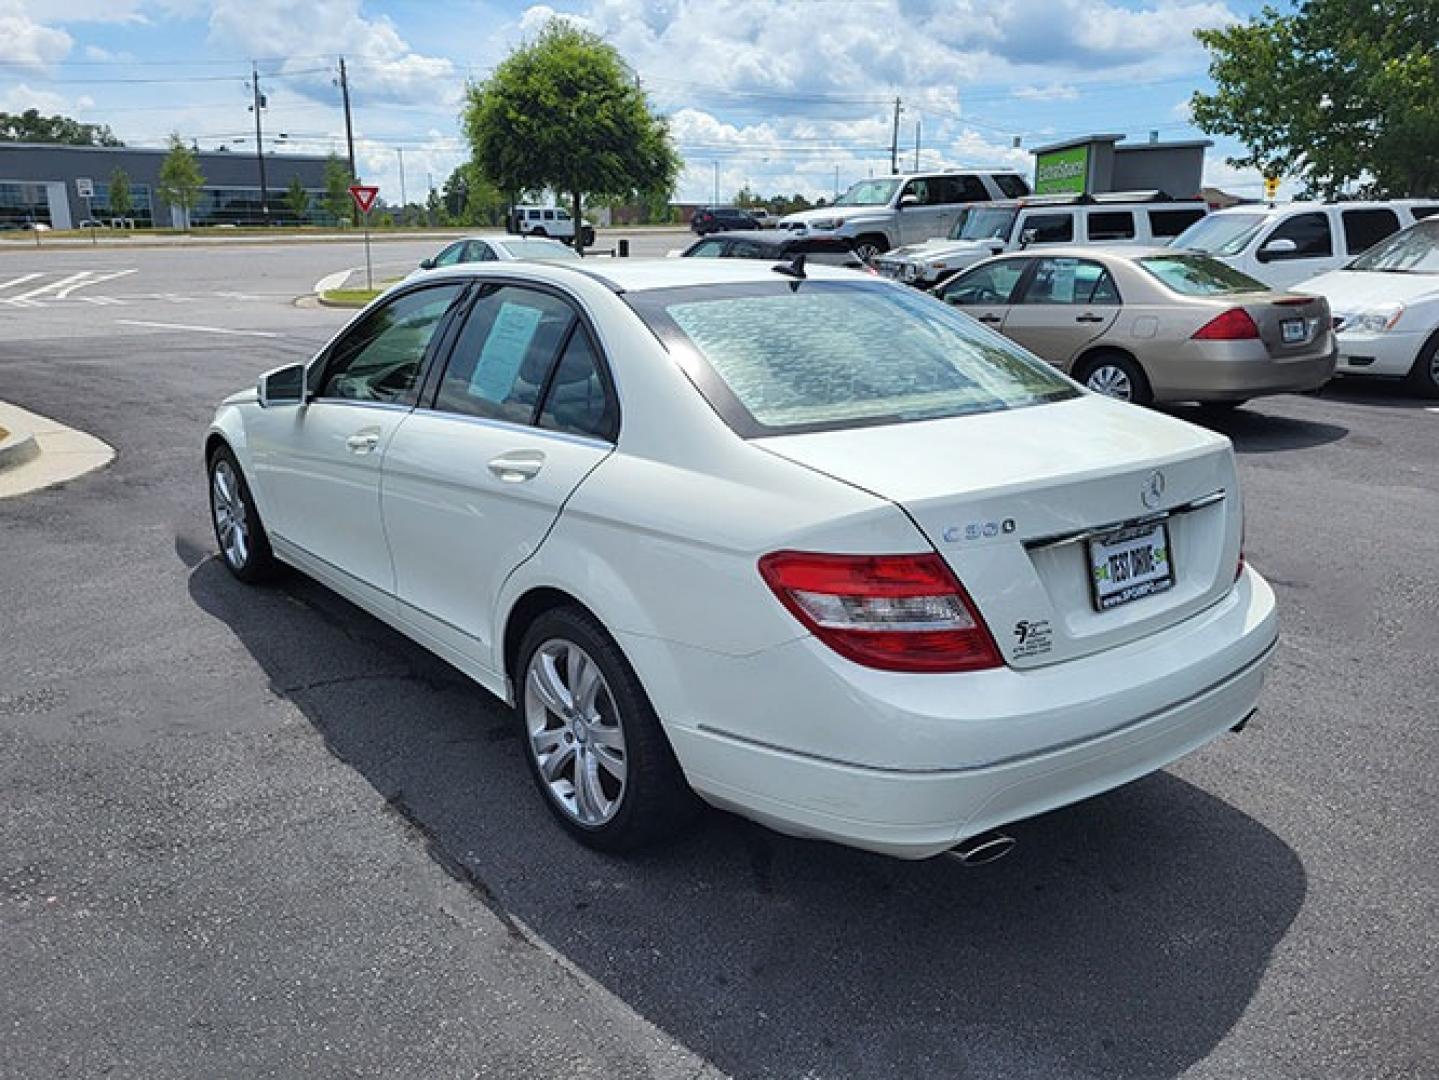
[1, 239, 1435, 1079]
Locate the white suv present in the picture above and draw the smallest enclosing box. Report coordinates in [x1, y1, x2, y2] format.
[1171, 200, 1439, 289]
[778, 170, 1030, 261]
[875, 194, 1209, 287]
[510, 204, 596, 246]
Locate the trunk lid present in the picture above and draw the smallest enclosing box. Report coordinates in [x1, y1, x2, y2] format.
[755, 395, 1242, 669]
[1242, 292, 1332, 358]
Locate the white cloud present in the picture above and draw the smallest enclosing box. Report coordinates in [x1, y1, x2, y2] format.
[15, 0, 149, 22]
[0, 82, 74, 114]
[83, 44, 136, 62]
[0, 2, 73, 69]
[1013, 84, 1080, 102]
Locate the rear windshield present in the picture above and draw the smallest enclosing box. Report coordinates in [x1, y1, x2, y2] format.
[500, 238, 579, 260]
[1138, 254, 1268, 295]
[1171, 212, 1267, 256]
[625, 280, 1078, 436]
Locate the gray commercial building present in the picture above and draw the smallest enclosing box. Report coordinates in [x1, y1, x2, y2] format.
[1031, 134, 1213, 200]
[0, 142, 335, 229]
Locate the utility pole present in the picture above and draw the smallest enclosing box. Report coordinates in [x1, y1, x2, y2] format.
[338, 56, 358, 225]
[914, 119, 921, 172]
[890, 97, 902, 175]
[250, 62, 269, 224]
[834, 164, 839, 200]
[712, 160, 719, 205]
[397, 148, 407, 206]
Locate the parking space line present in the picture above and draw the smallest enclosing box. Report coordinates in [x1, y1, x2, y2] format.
[115, 319, 280, 338]
[9, 271, 95, 304]
[55, 268, 138, 298]
[0, 272, 44, 294]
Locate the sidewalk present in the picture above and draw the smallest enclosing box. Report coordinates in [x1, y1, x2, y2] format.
[0, 401, 114, 499]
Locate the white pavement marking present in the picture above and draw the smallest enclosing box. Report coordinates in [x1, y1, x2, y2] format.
[314, 268, 358, 294]
[115, 319, 280, 338]
[0, 272, 44, 294]
[79, 296, 126, 305]
[8, 271, 95, 304]
[1426, 407, 1439, 414]
[54, 267, 138, 298]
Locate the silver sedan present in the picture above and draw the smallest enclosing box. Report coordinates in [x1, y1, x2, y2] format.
[933, 246, 1337, 406]
[416, 235, 578, 273]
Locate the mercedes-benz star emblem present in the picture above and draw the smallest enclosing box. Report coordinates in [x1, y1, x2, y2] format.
[1141, 470, 1166, 510]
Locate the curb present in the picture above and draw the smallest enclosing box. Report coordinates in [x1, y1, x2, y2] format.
[316, 294, 373, 309]
[0, 426, 41, 471]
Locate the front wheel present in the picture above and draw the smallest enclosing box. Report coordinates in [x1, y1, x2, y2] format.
[1405, 334, 1439, 399]
[852, 235, 889, 263]
[208, 447, 279, 583]
[1077, 353, 1153, 406]
[517, 607, 701, 851]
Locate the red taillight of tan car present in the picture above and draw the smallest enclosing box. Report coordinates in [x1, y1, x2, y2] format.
[758, 551, 1003, 673]
[1192, 308, 1260, 341]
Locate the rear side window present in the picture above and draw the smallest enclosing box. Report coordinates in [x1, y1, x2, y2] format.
[994, 174, 1030, 199]
[627, 281, 1077, 436]
[1342, 208, 1400, 255]
[1087, 212, 1135, 241]
[434, 286, 578, 425]
[1148, 208, 1207, 238]
[936, 175, 990, 203]
[1020, 213, 1074, 243]
[1262, 212, 1332, 260]
[537, 330, 617, 440]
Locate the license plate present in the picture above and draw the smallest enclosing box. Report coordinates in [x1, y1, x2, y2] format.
[1088, 522, 1174, 611]
[1281, 318, 1307, 343]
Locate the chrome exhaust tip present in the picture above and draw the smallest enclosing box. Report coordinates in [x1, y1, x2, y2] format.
[946, 831, 1016, 867]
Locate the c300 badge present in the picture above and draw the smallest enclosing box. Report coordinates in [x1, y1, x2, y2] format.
[943, 518, 1016, 543]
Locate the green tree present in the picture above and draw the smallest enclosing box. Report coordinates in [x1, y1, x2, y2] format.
[156, 133, 204, 230]
[1191, 1, 1439, 197]
[107, 167, 133, 220]
[462, 18, 680, 253]
[284, 175, 310, 223]
[0, 109, 122, 146]
[323, 153, 353, 225]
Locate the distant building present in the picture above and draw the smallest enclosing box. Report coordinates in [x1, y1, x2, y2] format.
[1032, 134, 1213, 200]
[0, 142, 334, 229]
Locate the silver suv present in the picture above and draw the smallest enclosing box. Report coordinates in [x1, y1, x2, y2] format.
[777, 170, 1030, 261]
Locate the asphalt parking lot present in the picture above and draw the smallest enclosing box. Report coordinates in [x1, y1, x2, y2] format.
[2, 238, 1435, 1079]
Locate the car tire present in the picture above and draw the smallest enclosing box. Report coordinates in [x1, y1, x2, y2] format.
[516, 606, 701, 852]
[1076, 351, 1153, 406]
[207, 446, 279, 583]
[852, 235, 890, 263]
[531, 227, 548, 238]
[1404, 332, 1439, 399]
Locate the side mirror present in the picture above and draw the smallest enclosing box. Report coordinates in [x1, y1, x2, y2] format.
[898, 194, 919, 209]
[1019, 228, 1038, 249]
[1258, 236, 1299, 262]
[258, 363, 306, 408]
[989, 243, 1005, 255]
[419, 257, 435, 270]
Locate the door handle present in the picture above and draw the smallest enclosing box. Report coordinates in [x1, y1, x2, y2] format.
[1075, 313, 1106, 323]
[345, 430, 381, 454]
[488, 451, 545, 482]
[978, 314, 1003, 324]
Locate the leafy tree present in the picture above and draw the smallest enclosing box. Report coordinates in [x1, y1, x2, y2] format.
[462, 18, 680, 253]
[1191, 1, 1439, 197]
[284, 175, 310, 223]
[323, 153, 353, 225]
[107, 168, 133, 220]
[0, 109, 122, 146]
[440, 163, 509, 227]
[156, 134, 204, 229]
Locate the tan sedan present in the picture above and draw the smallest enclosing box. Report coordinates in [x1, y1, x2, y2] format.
[932, 246, 1337, 406]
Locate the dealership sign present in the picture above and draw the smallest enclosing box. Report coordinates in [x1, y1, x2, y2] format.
[1035, 146, 1090, 195]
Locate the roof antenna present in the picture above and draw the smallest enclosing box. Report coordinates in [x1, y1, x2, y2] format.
[772, 252, 807, 280]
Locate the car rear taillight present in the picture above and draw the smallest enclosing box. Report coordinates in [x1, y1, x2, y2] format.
[758, 551, 1002, 673]
[1193, 308, 1260, 341]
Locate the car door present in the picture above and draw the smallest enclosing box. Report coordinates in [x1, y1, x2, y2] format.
[935, 258, 1031, 331]
[1248, 211, 1336, 288]
[898, 178, 946, 244]
[247, 282, 468, 599]
[380, 283, 618, 674]
[1000, 257, 1122, 369]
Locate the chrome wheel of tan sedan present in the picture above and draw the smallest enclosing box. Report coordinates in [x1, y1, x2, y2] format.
[1085, 363, 1134, 400]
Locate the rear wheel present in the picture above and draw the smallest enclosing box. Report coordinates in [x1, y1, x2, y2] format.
[516, 607, 700, 851]
[1404, 333, 1439, 399]
[208, 446, 278, 583]
[852, 235, 889, 263]
[1077, 352, 1153, 406]
[531, 227, 548, 238]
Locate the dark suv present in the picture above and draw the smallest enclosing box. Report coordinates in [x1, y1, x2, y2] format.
[691, 206, 761, 235]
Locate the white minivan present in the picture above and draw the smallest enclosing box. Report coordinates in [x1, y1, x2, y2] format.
[1171, 201, 1439, 290]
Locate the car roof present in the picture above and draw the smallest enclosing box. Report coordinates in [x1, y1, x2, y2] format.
[1207, 200, 1424, 217]
[409, 256, 870, 294]
[985, 245, 1178, 262]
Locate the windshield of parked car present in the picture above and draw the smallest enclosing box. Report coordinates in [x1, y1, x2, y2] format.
[1347, 220, 1439, 274]
[1171, 212, 1267, 256]
[626, 280, 1078, 435]
[1138, 254, 1269, 295]
[956, 207, 1017, 241]
[498, 238, 580, 260]
[833, 179, 900, 207]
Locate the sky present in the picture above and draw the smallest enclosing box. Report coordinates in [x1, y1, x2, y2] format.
[0, 0, 1281, 206]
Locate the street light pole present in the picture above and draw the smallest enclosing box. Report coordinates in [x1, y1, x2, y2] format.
[251, 62, 269, 224]
[712, 160, 719, 206]
[397, 148, 407, 207]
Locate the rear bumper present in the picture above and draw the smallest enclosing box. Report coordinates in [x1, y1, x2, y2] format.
[625, 567, 1278, 859]
[1334, 329, 1424, 378]
[1153, 347, 1337, 402]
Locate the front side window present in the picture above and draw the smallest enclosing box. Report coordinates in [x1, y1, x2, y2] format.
[1017, 258, 1119, 305]
[1086, 211, 1135, 242]
[957, 206, 1017, 241]
[1019, 213, 1075, 244]
[940, 260, 1030, 306]
[994, 174, 1031, 199]
[1341, 208, 1400, 255]
[833, 178, 901, 207]
[434, 286, 584, 426]
[315, 285, 465, 402]
[1261, 212, 1332, 260]
[687, 239, 727, 258]
[627, 281, 1077, 436]
[1138, 254, 1268, 295]
[434, 242, 466, 267]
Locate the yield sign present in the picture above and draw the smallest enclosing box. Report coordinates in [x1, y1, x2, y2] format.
[348, 184, 380, 214]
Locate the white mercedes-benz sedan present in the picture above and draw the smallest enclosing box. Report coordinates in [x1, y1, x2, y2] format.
[205, 258, 1278, 861]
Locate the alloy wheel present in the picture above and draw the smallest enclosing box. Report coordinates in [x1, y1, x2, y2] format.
[524, 639, 628, 826]
[854, 242, 881, 262]
[211, 460, 250, 570]
[1086, 364, 1133, 401]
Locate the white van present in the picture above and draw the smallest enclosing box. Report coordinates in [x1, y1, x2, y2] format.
[1171, 200, 1439, 290]
[875, 193, 1209, 287]
[509, 205, 595, 246]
